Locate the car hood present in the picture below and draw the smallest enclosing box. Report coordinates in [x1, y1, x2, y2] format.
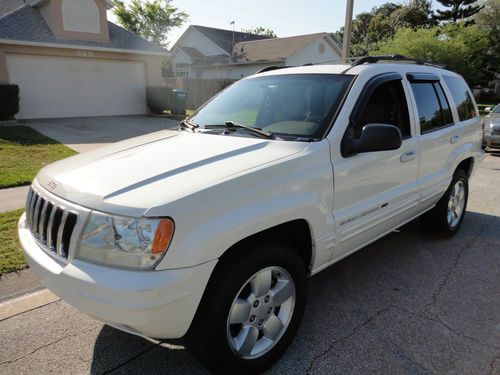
[36, 130, 309, 216]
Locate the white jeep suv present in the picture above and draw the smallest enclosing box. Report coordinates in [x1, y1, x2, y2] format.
[19, 56, 484, 374]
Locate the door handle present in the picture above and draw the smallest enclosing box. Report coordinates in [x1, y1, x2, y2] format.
[450, 135, 461, 144]
[400, 150, 417, 163]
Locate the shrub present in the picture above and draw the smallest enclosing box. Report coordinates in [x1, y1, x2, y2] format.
[0, 84, 20, 121]
[146, 86, 172, 114]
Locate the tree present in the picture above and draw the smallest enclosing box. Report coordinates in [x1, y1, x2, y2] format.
[372, 24, 489, 85]
[474, 0, 500, 76]
[337, 1, 436, 56]
[241, 27, 277, 38]
[392, 0, 437, 28]
[434, 0, 484, 23]
[114, 0, 188, 47]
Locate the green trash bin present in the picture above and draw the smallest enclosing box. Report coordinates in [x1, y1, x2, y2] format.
[171, 90, 188, 116]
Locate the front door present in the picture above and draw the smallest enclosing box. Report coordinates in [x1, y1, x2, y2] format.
[332, 73, 420, 259]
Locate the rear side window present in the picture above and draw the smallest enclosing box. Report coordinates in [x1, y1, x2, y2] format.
[411, 82, 453, 133]
[443, 76, 476, 121]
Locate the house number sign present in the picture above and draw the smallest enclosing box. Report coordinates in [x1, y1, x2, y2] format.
[76, 50, 95, 57]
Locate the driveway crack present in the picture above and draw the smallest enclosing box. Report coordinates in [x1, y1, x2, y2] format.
[392, 305, 500, 350]
[0, 323, 101, 365]
[423, 224, 489, 312]
[305, 307, 391, 374]
[487, 354, 500, 375]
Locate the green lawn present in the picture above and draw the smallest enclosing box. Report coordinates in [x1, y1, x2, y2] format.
[0, 126, 77, 188]
[164, 109, 195, 122]
[0, 209, 26, 276]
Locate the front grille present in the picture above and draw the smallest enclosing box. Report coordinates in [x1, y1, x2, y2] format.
[25, 187, 78, 259]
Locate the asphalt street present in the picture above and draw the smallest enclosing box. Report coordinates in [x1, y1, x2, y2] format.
[1, 152, 499, 375]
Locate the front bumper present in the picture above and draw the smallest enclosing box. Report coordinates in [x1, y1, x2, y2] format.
[484, 133, 500, 148]
[18, 213, 217, 339]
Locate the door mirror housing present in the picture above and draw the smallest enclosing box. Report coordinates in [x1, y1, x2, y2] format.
[484, 107, 492, 113]
[344, 123, 402, 155]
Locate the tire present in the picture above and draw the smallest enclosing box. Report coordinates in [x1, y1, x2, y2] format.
[187, 242, 307, 374]
[421, 169, 469, 237]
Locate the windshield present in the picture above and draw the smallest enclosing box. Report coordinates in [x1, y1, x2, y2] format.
[189, 74, 354, 140]
[492, 104, 500, 114]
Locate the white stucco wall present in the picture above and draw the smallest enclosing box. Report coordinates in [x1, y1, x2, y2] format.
[286, 38, 340, 66]
[61, 0, 100, 34]
[170, 49, 193, 77]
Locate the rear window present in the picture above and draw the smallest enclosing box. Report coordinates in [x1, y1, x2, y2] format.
[411, 82, 451, 133]
[443, 76, 477, 121]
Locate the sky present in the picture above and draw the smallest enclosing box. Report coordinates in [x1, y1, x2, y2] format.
[107, 0, 445, 48]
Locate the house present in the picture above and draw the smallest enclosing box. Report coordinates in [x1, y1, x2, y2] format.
[169, 25, 342, 80]
[0, 0, 168, 119]
[169, 25, 272, 78]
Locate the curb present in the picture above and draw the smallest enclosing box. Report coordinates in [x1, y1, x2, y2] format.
[0, 289, 59, 321]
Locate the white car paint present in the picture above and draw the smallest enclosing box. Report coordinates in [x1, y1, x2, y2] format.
[19, 62, 484, 340]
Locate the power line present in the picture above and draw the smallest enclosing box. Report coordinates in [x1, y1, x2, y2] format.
[193, 0, 334, 30]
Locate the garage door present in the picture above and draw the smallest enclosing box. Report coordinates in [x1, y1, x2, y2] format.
[6, 54, 147, 119]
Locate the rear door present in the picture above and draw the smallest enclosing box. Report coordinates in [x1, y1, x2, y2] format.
[406, 73, 457, 205]
[332, 72, 420, 258]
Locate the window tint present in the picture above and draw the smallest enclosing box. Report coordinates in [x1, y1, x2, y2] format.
[352, 80, 411, 138]
[434, 83, 453, 125]
[411, 82, 453, 133]
[443, 76, 476, 121]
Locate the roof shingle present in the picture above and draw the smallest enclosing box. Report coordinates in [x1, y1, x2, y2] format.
[0, 5, 167, 54]
[233, 33, 329, 63]
[191, 25, 272, 54]
[0, 0, 24, 17]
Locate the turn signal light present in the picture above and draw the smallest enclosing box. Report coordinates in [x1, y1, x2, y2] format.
[151, 219, 175, 254]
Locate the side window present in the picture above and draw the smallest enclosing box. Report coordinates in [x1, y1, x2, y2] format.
[352, 80, 411, 139]
[411, 82, 453, 133]
[443, 76, 477, 121]
[433, 83, 453, 125]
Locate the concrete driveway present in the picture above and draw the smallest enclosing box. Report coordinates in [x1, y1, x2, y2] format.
[26, 115, 180, 153]
[0, 153, 499, 374]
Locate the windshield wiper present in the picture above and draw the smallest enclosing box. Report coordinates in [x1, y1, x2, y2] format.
[178, 119, 199, 132]
[204, 121, 275, 139]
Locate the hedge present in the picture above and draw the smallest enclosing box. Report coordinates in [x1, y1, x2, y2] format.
[0, 84, 20, 121]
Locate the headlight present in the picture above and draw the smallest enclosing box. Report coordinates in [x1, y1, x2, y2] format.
[76, 212, 174, 269]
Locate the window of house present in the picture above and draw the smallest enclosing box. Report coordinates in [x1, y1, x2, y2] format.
[443, 76, 477, 121]
[175, 72, 188, 78]
[411, 82, 453, 133]
[351, 80, 411, 139]
[196, 71, 203, 78]
[175, 63, 188, 69]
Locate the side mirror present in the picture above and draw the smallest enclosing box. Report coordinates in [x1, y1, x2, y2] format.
[345, 123, 402, 154]
[484, 107, 492, 113]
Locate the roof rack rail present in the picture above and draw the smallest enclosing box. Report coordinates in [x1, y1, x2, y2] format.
[350, 54, 446, 69]
[256, 66, 292, 74]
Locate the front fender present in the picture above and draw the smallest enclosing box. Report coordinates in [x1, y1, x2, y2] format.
[148, 140, 335, 270]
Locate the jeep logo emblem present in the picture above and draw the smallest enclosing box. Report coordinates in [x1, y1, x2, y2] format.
[47, 180, 58, 190]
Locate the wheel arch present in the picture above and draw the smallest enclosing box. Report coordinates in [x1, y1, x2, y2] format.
[455, 156, 474, 177]
[218, 219, 314, 274]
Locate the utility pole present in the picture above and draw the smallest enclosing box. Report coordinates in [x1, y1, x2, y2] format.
[342, 0, 354, 59]
[230, 21, 235, 51]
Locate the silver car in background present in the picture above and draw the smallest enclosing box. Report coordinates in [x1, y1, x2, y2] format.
[483, 104, 500, 149]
